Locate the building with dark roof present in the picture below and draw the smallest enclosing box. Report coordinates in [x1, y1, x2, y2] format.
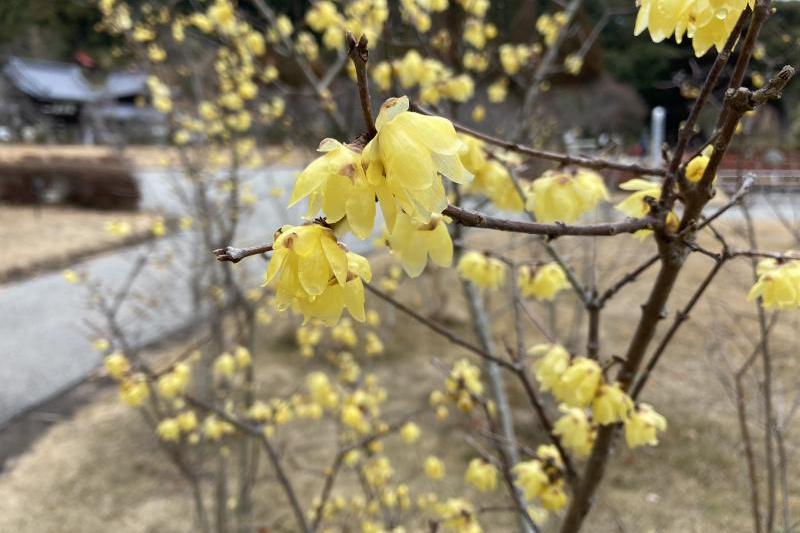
[0, 57, 165, 144]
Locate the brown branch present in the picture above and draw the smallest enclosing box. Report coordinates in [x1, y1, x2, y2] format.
[185, 395, 312, 533]
[213, 243, 273, 263]
[598, 254, 659, 306]
[365, 282, 519, 371]
[513, 365, 578, 483]
[443, 204, 659, 238]
[662, 9, 750, 201]
[631, 257, 727, 399]
[560, 8, 789, 529]
[411, 103, 667, 177]
[736, 345, 765, 533]
[346, 32, 377, 139]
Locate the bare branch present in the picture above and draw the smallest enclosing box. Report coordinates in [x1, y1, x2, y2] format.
[213, 244, 273, 263]
[411, 103, 667, 177]
[444, 205, 659, 238]
[364, 283, 519, 371]
[346, 32, 377, 139]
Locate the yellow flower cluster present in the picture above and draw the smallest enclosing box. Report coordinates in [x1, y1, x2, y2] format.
[748, 257, 800, 310]
[373, 51, 475, 104]
[457, 251, 507, 291]
[615, 179, 679, 238]
[464, 458, 498, 492]
[386, 212, 454, 277]
[525, 168, 609, 223]
[157, 362, 192, 398]
[424, 455, 446, 480]
[517, 263, 570, 301]
[635, 0, 754, 56]
[439, 359, 484, 413]
[459, 136, 524, 212]
[536, 11, 568, 46]
[399, 0, 448, 33]
[264, 224, 372, 324]
[435, 497, 483, 533]
[513, 444, 568, 512]
[499, 43, 538, 75]
[304, 0, 388, 51]
[289, 139, 375, 239]
[530, 344, 666, 454]
[684, 146, 714, 183]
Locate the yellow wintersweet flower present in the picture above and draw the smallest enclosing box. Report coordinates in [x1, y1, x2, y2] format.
[685, 146, 714, 183]
[471, 105, 486, 122]
[552, 357, 602, 407]
[363, 456, 394, 488]
[203, 415, 234, 441]
[264, 224, 372, 324]
[234, 346, 251, 368]
[564, 53, 583, 75]
[307, 372, 339, 410]
[436, 497, 482, 532]
[104, 352, 130, 380]
[635, 0, 752, 56]
[106, 220, 132, 237]
[176, 411, 198, 432]
[371, 61, 393, 91]
[748, 258, 800, 310]
[289, 140, 376, 239]
[364, 332, 384, 356]
[400, 421, 421, 444]
[157, 418, 181, 442]
[424, 455, 445, 480]
[456, 251, 506, 291]
[591, 383, 633, 425]
[460, 140, 524, 212]
[341, 403, 369, 433]
[157, 363, 190, 398]
[386, 212, 453, 278]
[553, 405, 595, 457]
[518, 263, 570, 301]
[530, 343, 570, 392]
[624, 403, 667, 448]
[487, 78, 508, 103]
[214, 352, 236, 379]
[63, 269, 81, 284]
[614, 179, 660, 218]
[362, 96, 472, 229]
[464, 458, 498, 492]
[119, 373, 150, 406]
[512, 460, 548, 500]
[539, 482, 568, 511]
[525, 168, 609, 223]
[446, 359, 484, 397]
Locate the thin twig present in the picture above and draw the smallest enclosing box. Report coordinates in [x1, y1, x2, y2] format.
[213, 244, 273, 263]
[365, 283, 519, 371]
[346, 32, 377, 138]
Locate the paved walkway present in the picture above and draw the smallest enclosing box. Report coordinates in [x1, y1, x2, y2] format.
[0, 166, 302, 426]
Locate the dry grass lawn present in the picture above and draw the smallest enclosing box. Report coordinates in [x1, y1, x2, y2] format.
[0, 205, 158, 283]
[1, 217, 798, 532]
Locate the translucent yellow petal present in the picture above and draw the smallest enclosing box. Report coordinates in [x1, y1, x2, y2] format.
[298, 244, 331, 296]
[380, 126, 437, 191]
[322, 174, 353, 222]
[346, 186, 377, 239]
[343, 278, 366, 322]
[375, 96, 410, 130]
[393, 112, 462, 155]
[427, 223, 453, 267]
[321, 235, 348, 286]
